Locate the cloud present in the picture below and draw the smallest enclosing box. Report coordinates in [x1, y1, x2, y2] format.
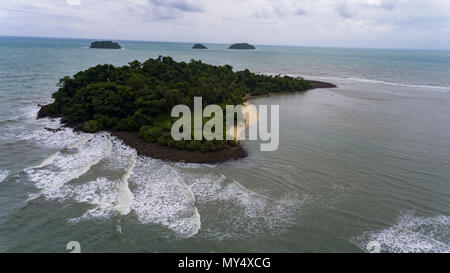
[336, 1, 356, 18]
[66, 0, 81, 6]
[294, 8, 307, 16]
[0, 0, 449, 49]
[366, 0, 395, 10]
[127, 0, 203, 21]
[252, 0, 308, 19]
[148, 0, 203, 12]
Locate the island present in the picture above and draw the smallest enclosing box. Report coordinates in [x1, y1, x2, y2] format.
[192, 43, 207, 49]
[90, 41, 122, 49]
[228, 43, 256, 50]
[37, 56, 335, 163]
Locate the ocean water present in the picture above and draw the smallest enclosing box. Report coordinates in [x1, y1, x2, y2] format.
[0, 36, 449, 252]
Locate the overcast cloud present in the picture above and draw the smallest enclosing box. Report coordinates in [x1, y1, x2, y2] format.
[0, 0, 449, 49]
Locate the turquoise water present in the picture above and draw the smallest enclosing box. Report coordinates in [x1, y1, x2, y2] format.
[0, 37, 449, 252]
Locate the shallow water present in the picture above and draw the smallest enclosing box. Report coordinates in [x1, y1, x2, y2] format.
[0, 37, 449, 252]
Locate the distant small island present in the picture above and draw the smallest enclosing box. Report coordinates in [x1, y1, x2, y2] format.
[192, 43, 207, 49]
[228, 43, 256, 50]
[90, 41, 121, 49]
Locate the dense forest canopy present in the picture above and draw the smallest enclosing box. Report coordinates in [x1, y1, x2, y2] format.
[228, 43, 256, 50]
[192, 43, 207, 49]
[45, 56, 310, 152]
[90, 41, 121, 49]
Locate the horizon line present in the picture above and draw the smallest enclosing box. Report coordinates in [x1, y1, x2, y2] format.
[0, 34, 449, 52]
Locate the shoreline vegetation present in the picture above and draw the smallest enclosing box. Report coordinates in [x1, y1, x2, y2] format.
[192, 43, 207, 49]
[37, 56, 335, 163]
[228, 43, 256, 50]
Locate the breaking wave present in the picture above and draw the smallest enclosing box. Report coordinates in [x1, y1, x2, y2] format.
[26, 134, 137, 221]
[131, 157, 201, 238]
[176, 168, 306, 239]
[354, 212, 450, 253]
[0, 170, 9, 183]
[25, 133, 113, 200]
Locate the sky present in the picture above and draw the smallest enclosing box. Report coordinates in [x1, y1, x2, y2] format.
[0, 0, 449, 49]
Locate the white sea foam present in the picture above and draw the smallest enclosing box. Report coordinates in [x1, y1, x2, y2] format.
[260, 72, 450, 94]
[33, 152, 60, 168]
[178, 170, 305, 238]
[66, 177, 118, 222]
[114, 152, 136, 216]
[25, 133, 113, 200]
[68, 137, 137, 220]
[67, 134, 95, 149]
[214, 181, 303, 237]
[27, 135, 138, 222]
[18, 125, 86, 149]
[5, 105, 92, 149]
[1, 104, 41, 125]
[354, 212, 450, 253]
[324, 76, 450, 91]
[30, 134, 95, 169]
[0, 170, 9, 183]
[31, 134, 95, 172]
[131, 157, 201, 238]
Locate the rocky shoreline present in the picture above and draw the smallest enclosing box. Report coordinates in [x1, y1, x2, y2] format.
[111, 131, 247, 163]
[307, 80, 337, 89]
[37, 80, 335, 163]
